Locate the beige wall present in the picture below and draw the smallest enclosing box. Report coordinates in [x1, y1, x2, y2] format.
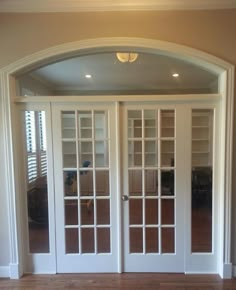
[0, 10, 236, 67]
[0, 9, 236, 266]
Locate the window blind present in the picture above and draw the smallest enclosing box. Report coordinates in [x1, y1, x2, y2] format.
[25, 111, 47, 186]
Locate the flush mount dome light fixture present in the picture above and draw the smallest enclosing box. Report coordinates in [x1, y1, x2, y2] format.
[116, 52, 139, 63]
[172, 73, 179, 78]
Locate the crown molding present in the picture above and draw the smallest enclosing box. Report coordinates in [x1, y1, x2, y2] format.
[0, 0, 236, 13]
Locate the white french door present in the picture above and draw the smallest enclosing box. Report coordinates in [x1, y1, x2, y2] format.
[51, 101, 216, 273]
[52, 103, 119, 273]
[122, 104, 187, 272]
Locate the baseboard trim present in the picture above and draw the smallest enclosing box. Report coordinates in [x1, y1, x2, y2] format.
[185, 271, 217, 275]
[0, 266, 9, 277]
[9, 263, 21, 279]
[222, 263, 232, 279]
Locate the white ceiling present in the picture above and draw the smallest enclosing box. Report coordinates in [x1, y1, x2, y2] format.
[26, 52, 218, 94]
[0, 0, 236, 12]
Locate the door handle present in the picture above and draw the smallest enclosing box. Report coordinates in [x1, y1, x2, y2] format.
[122, 195, 129, 201]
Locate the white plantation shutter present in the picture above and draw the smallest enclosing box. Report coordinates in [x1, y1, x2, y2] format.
[25, 111, 47, 186]
[25, 111, 37, 184]
[38, 111, 47, 177]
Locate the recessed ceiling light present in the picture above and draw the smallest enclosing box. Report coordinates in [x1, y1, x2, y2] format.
[172, 73, 179, 78]
[85, 74, 92, 78]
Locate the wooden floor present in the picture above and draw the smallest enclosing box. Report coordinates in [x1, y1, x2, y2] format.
[1, 274, 236, 290]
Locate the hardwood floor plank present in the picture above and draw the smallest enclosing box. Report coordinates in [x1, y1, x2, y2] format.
[0, 274, 236, 290]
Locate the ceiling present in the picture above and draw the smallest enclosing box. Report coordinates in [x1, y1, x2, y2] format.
[22, 51, 218, 95]
[0, 0, 236, 12]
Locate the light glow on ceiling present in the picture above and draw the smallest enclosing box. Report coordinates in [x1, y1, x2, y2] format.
[172, 73, 179, 78]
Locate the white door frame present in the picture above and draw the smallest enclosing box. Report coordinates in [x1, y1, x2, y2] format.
[52, 102, 119, 273]
[122, 104, 186, 273]
[14, 102, 56, 274]
[0, 37, 234, 278]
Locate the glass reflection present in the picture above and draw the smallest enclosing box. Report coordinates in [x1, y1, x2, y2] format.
[79, 141, 93, 167]
[192, 168, 212, 252]
[24, 111, 49, 253]
[129, 170, 142, 196]
[95, 111, 107, 139]
[97, 228, 110, 253]
[146, 228, 158, 253]
[144, 110, 157, 138]
[66, 228, 79, 253]
[161, 110, 175, 138]
[192, 109, 213, 253]
[128, 110, 142, 138]
[79, 170, 93, 196]
[161, 199, 175, 225]
[145, 199, 158, 224]
[161, 170, 175, 196]
[78, 111, 92, 139]
[161, 140, 175, 167]
[145, 140, 158, 166]
[62, 141, 76, 168]
[81, 228, 95, 253]
[130, 141, 142, 167]
[96, 170, 109, 196]
[130, 228, 143, 253]
[145, 170, 158, 196]
[80, 199, 94, 225]
[64, 171, 77, 196]
[95, 141, 109, 167]
[97, 199, 110, 225]
[162, 227, 175, 253]
[129, 199, 143, 225]
[65, 200, 78, 225]
[62, 111, 75, 139]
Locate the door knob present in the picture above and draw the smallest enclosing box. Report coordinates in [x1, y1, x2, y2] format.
[122, 195, 129, 201]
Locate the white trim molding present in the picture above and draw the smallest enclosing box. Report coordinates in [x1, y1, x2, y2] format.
[0, 72, 21, 279]
[222, 263, 233, 279]
[0, 37, 234, 278]
[9, 263, 21, 279]
[0, 0, 236, 12]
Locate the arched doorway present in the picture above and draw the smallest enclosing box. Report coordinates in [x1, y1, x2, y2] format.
[0, 38, 234, 278]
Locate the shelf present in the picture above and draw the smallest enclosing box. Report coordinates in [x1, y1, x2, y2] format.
[192, 110, 212, 168]
[192, 165, 211, 168]
[192, 139, 209, 141]
[192, 164, 211, 167]
[62, 138, 76, 141]
[160, 137, 175, 140]
[192, 126, 209, 129]
[63, 127, 75, 130]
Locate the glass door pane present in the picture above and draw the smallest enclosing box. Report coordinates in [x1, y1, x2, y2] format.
[61, 110, 111, 255]
[191, 109, 213, 252]
[55, 104, 117, 273]
[127, 109, 176, 255]
[24, 110, 49, 253]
